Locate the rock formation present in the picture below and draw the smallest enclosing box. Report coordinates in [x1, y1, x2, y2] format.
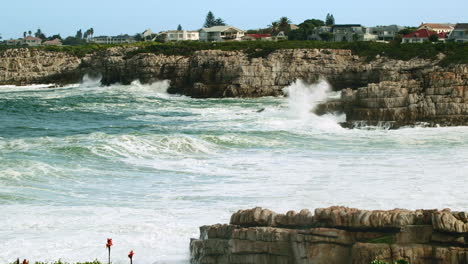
[1, 47, 467, 127]
[190, 206, 468, 264]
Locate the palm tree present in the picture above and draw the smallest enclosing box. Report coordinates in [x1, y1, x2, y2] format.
[28, 30, 32, 36]
[269, 22, 279, 34]
[278, 17, 292, 32]
[23, 32, 27, 38]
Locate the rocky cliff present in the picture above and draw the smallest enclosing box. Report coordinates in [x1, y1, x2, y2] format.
[190, 206, 468, 264]
[1, 47, 467, 127]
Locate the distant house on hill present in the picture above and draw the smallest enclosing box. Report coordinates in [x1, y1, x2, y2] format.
[141, 29, 157, 41]
[21, 36, 42, 46]
[42, 38, 62, 46]
[159, 30, 199, 42]
[6, 39, 22, 46]
[242, 34, 272, 41]
[199, 26, 245, 42]
[331, 24, 377, 42]
[418, 23, 454, 34]
[309, 26, 333, 41]
[370, 25, 406, 41]
[89, 35, 136, 44]
[448, 23, 468, 43]
[402, 29, 447, 43]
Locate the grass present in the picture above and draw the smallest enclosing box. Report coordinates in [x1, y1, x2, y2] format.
[1, 40, 467, 65]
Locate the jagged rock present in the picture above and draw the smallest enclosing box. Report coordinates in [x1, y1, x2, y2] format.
[191, 207, 468, 264]
[1, 47, 467, 127]
[230, 207, 277, 227]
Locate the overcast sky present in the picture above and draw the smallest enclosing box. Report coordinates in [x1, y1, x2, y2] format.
[1, 0, 467, 39]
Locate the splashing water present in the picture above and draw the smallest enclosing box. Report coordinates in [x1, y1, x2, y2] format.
[0, 79, 467, 264]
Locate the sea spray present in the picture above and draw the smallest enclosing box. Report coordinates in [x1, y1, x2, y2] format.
[1, 81, 468, 264]
[281, 79, 345, 130]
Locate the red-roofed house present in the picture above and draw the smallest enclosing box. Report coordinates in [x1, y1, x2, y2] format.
[242, 34, 272, 41]
[418, 23, 454, 34]
[21, 36, 42, 46]
[402, 29, 447, 43]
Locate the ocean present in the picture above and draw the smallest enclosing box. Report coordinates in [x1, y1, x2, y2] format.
[0, 78, 467, 264]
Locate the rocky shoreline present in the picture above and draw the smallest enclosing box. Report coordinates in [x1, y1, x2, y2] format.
[1, 47, 467, 128]
[190, 206, 468, 264]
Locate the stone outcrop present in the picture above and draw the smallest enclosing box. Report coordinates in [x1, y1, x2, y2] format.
[190, 207, 468, 264]
[0, 48, 82, 85]
[0, 47, 467, 127]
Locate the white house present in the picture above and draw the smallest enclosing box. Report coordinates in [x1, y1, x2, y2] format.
[448, 23, 468, 43]
[21, 36, 42, 46]
[418, 23, 454, 34]
[89, 35, 136, 44]
[199, 26, 245, 42]
[159, 30, 199, 42]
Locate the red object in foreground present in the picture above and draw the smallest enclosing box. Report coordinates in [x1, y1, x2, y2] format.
[22, 260, 28, 264]
[106, 238, 113, 248]
[128, 250, 134, 259]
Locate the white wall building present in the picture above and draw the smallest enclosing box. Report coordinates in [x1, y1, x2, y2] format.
[199, 26, 245, 42]
[89, 35, 136, 44]
[159, 30, 199, 42]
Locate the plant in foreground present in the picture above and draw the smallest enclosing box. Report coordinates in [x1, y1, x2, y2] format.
[106, 238, 113, 264]
[370, 260, 410, 264]
[128, 250, 134, 264]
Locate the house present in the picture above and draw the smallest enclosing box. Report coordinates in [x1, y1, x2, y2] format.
[199, 26, 245, 42]
[272, 31, 288, 41]
[401, 29, 447, 43]
[89, 35, 136, 44]
[159, 30, 199, 42]
[5, 39, 22, 46]
[242, 34, 272, 41]
[309, 26, 333, 41]
[21, 36, 42, 46]
[418, 23, 454, 34]
[448, 23, 468, 43]
[42, 38, 62, 46]
[370, 25, 405, 41]
[141, 29, 157, 41]
[331, 24, 377, 42]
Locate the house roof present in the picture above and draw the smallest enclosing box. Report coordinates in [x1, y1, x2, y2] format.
[24, 36, 42, 41]
[419, 23, 454, 30]
[454, 23, 468, 30]
[201, 26, 244, 33]
[402, 29, 447, 39]
[43, 38, 62, 44]
[244, 34, 272, 39]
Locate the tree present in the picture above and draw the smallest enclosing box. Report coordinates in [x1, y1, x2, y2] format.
[428, 34, 439, 42]
[35, 29, 46, 40]
[204, 11, 226, 27]
[177, 24, 183, 31]
[28, 30, 32, 36]
[325, 13, 335, 26]
[269, 21, 279, 34]
[75, 29, 83, 39]
[23, 32, 27, 38]
[214, 18, 226, 26]
[63, 36, 86, 46]
[319, 32, 334, 41]
[278, 17, 292, 32]
[288, 18, 325, 40]
[204, 11, 216, 27]
[90, 28, 94, 38]
[47, 34, 62, 41]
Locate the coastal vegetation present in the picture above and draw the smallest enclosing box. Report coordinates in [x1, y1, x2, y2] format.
[1, 39, 465, 65]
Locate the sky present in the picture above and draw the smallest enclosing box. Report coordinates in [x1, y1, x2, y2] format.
[1, 0, 467, 39]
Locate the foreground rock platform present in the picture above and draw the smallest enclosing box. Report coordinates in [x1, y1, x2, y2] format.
[190, 206, 468, 264]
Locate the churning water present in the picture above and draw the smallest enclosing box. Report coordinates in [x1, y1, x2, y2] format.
[0, 79, 467, 264]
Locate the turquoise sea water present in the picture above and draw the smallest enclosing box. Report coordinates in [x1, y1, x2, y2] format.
[0, 79, 467, 264]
